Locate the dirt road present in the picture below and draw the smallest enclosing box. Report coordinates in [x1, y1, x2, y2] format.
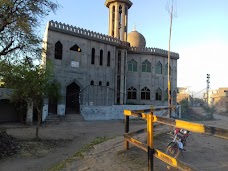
[0, 115, 227, 171]
[0, 120, 145, 171]
[62, 118, 228, 171]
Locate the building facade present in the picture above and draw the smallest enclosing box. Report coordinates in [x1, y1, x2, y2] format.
[207, 88, 228, 112]
[177, 87, 190, 103]
[42, 0, 179, 117]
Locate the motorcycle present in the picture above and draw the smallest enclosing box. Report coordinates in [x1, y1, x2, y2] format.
[166, 128, 190, 158]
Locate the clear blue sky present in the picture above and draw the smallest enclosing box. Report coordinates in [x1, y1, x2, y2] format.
[40, 0, 228, 97]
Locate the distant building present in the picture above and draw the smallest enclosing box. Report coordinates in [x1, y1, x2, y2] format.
[208, 88, 228, 112]
[177, 87, 190, 103]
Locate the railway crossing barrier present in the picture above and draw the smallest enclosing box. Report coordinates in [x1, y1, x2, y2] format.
[124, 107, 228, 171]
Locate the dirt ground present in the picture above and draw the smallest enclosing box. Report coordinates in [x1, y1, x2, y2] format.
[0, 114, 228, 171]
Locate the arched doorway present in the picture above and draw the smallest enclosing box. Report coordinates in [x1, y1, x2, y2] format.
[48, 98, 57, 114]
[66, 82, 80, 114]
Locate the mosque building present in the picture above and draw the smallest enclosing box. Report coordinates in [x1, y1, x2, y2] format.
[42, 0, 179, 118]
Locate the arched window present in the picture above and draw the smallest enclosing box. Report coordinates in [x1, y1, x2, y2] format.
[91, 48, 95, 64]
[119, 5, 122, 36]
[106, 82, 110, 87]
[117, 51, 121, 74]
[55, 41, 62, 59]
[141, 87, 150, 100]
[100, 50, 103, 65]
[155, 88, 162, 100]
[90, 80, 94, 85]
[128, 59, 137, 72]
[155, 61, 162, 74]
[70, 44, 81, 52]
[99, 81, 102, 86]
[164, 88, 168, 100]
[107, 51, 111, 67]
[127, 86, 137, 99]
[165, 63, 171, 75]
[142, 60, 151, 72]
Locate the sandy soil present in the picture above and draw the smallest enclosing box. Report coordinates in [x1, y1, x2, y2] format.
[62, 120, 228, 171]
[0, 114, 227, 171]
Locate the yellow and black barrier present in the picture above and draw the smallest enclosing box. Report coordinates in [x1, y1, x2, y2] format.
[124, 107, 228, 171]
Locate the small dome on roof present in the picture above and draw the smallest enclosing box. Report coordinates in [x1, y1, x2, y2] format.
[127, 28, 146, 48]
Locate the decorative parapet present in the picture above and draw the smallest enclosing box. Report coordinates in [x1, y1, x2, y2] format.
[0, 88, 13, 100]
[47, 21, 179, 58]
[129, 47, 179, 59]
[48, 20, 130, 47]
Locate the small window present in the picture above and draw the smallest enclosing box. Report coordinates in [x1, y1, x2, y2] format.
[90, 80, 94, 85]
[119, 5, 122, 14]
[141, 87, 150, 100]
[100, 50, 103, 65]
[70, 44, 81, 52]
[107, 51, 111, 67]
[91, 48, 95, 64]
[117, 51, 121, 74]
[127, 86, 137, 99]
[128, 59, 137, 72]
[99, 81, 102, 86]
[112, 6, 115, 37]
[156, 88, 162, 101]
[142, 60, 151, 72]
[164, 88, 168, 100]
[156, 61, 162, 74]
[55, 41, 62, 59]
[106, 82, 110, 87]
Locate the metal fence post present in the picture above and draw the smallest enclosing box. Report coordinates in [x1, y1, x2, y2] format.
[125, 115, 129, 150]
[147, 112, 154, 171]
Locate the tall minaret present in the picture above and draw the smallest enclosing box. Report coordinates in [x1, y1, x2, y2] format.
[105, 0, 132, 41]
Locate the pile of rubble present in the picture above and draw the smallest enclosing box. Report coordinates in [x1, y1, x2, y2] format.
[0, 130, 20, 159]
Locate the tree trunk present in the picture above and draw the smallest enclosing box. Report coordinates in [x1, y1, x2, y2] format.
[36, 107, 41, 140]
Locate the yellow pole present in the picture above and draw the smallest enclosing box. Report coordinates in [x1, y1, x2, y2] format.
[147, 113, 154, 171]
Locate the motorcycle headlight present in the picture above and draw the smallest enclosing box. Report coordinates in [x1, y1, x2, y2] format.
[180, 129, 187, 134]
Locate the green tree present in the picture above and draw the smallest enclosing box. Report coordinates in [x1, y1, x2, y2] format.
[179, 98, 189, 115]
[0, 59, 60, 139]
[0, 0, 58, 60]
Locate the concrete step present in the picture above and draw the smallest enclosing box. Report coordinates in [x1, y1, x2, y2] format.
[46, 114, 84, 122]
[46, 114, 62, 123]
[64, 114, 84, 122]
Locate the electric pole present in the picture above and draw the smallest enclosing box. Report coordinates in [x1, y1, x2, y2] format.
[206, 74, 210, 106]
[168, 0, 174, 118]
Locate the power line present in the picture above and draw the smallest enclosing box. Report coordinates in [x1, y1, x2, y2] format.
[192, 88, 206, 96]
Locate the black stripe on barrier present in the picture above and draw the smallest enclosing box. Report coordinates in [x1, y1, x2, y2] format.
[204, 125, 228, 140]
[131, 106, 176, 114]
[124, 134, 147, 152]
[154, 149, 198, 171]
